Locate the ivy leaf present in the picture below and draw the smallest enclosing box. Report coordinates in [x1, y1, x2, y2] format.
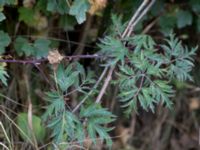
[0, 0, 16, 5]
[189, 0, 200, 13]
[151, 0, 165, 16]
[21, 43, 35, 56]
[176, 10, 193, 28]
[47, 0, 57, 12]
[34, 39, 51, 58]
[14, 37, 30, 56]
[159, 14, 176, 36]
[19, 7, 48, 30]
[47, 0, 69, 14]
[18, 7, 35, 25]
[69, 0, 90, 24]
[0, 12, 5, 22]
[0, 31, 11, 54]
[59, 15, 77, 31]
[15, 37, 51, 57]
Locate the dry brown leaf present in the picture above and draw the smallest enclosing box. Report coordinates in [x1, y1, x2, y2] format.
[0, 56, 7, 67]
[115, 124, 132, 147]
[23, 0, 35, 8]
[179, 133, 198, 149]
[89, 0, 107, 15]
[189, 97, 200, 110]
[83, 137, 93, 149]
[34, 12, 48, 31]
[47, 49, 64, 65]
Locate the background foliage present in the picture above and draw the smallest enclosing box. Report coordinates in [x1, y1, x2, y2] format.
[0, 0, 200, 150]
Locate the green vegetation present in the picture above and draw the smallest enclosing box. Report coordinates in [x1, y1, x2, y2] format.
[0, 0, 199, 149]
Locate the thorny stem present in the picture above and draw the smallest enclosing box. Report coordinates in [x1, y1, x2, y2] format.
[0, 54, 102, 64]
[95, 0, 157, 104]
[0, 54, 101, 91]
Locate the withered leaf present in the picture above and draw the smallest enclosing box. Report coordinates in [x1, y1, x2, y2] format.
[47, 49, 64, 65]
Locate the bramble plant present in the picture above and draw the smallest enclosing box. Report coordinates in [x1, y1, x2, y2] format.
[0, 0, 198, 149]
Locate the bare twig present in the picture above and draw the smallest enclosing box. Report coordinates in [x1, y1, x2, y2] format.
[95, 66, 115, 103]
[34, 64, 54, 89]
[13, 35, 97, 49]
[0, 54, 102, 64]
[0, 121, 12, 150]
[0, 58, 45, 64]
[0, 93, 28, 107]
[126, 0, 156, 37]
[122, 0, 150, 38]
[72, 67, 109, 113]
[142, 17, 158, 34]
